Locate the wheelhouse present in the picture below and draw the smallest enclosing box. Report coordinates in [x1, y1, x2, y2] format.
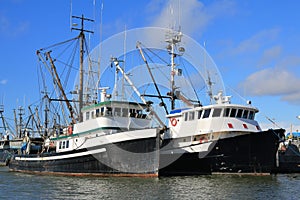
[182, 105, 258, 122]
[81, 101, 149, 121]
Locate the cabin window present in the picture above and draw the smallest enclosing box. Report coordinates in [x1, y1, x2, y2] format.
[249, 111, 255, 120]
[106, 107, 112, 116]
[122, 108, 128, 117]
[230, 108, 237, 117]
[189, 112, 195, 121]
[236, 109, 243, 118]
[184, 113, 188, 121]
[59, 141, 62, 149]
[114, 107, 121, 116]
[86, 112, 90, 120]
[66, 140, 69, 148]
[96, 109, 100, 117]
[101, 107, 104, 116]
[197, 110, 203, 119]
[137, 110, 143, 118]
[242, 110, 249, 119]
[203, 109, 211, 118]
[129, 109, 136, 117]
[224, 108, 230, 117]
[91, 111, 95, 119]
[62, 141, 66, 149]
[212, 108, 222, 117]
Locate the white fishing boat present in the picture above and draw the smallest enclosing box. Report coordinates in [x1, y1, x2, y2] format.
[155, 30, 285, 175]
[8, 16, 160, 177]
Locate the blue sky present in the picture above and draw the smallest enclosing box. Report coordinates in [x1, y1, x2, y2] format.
[1, 0, 300, 131]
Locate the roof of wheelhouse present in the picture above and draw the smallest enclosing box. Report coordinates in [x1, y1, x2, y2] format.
[82, 100, 147, 112]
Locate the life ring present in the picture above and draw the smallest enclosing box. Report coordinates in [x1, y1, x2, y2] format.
[50, 141, 55, 148]
[170, 118, 177, 126]
[68, 126, 73, 135]
[199, 136, 208, 143]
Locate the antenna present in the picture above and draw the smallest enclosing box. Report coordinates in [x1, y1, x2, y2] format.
[70, 0, 73, 30]
[97, 1, 104, 101]
[178, 0, 181, 29]
[122, 25, 127, 101]
[203, 41, 214, 104]
[165, 30, 184, 110]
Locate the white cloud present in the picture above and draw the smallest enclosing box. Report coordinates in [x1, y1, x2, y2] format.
[258, 45, 282, 67]
[239, 68, 300, 104]
[0, 79, 8, 85]
[240, 68, 298, 95]
[230, 28, 280, 55]
[281, 92, 300, 105]
[148, 0, 236, 36]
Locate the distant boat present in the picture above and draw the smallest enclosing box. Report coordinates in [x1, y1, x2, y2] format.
[274, 132, 300, 173]
[0, 105, 23, 166]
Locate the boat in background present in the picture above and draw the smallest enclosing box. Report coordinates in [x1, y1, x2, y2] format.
[0, 105, 22, 166]
[274, 132, 300, 173]
[1, 104, 48, 166]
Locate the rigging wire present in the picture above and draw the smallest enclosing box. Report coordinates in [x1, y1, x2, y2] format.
[140, 46, 170, 81]
[38, 36, 79, 53]
[178, 56, 201, 105]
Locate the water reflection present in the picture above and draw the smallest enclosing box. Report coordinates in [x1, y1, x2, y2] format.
[0, 167, 299, 200]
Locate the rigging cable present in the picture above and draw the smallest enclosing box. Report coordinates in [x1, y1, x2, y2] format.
[178, 56, 201, 106]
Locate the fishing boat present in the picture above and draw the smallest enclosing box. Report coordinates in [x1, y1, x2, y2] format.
[151, 29, 285, 175]
[8, 16, 160, 177]
[274, 132, 300, 173]
[0, 105, 10, 165]
[159, 92, 285, 175]
[8, 96, 160, 176]
[0, 133, 10, 166]
[0, 105, 23, 166]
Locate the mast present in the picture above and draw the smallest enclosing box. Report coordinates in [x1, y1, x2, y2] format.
[17, 106, 24, 138]
[165, 30, 185, 110]
[71, 15, 94, 122]
[46, 52, 76, 124]
[0, 105, 7, 132]
[79, 28, 84, 122]
[13, 109, 17, 138]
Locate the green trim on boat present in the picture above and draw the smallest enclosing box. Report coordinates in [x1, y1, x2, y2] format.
[50, 126, 122, 141]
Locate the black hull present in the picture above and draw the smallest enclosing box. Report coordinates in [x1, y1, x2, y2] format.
[8, 136, 159, 177]
[159, 129, 285, 176]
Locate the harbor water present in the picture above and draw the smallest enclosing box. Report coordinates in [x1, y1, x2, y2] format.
[0, 167, 299, 200]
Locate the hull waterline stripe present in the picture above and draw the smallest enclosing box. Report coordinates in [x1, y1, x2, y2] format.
[15, 148, 106, 161]
[9, 169, 159, 177]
